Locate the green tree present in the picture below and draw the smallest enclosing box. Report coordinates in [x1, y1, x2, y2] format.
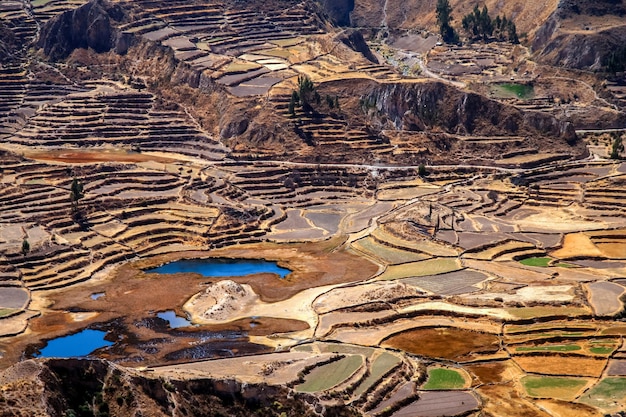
[288, 91, 298, 117]
[297, 75, 315, 106]
[480, 6, 492, 39]
[610, 134, 624, 159]
[462, 7, 518, 43]
[21, 239, 30, 256]
[418, 163, 428, 176]
[436, 0, 458, 44]
[70, 177, 84, 211]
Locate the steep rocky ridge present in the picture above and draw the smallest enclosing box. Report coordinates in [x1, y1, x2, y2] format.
[317, 0, 354, 26]
[0, 20, 18, 63]
[33, 0, 587, 166]
[532, 0, 626, 70]
[323, 0, 626, 73]
[37, 0, 129, 60]
[358, 81, 577, 141]
[346, 0, 559, 38]
[0, 358, 361, 417]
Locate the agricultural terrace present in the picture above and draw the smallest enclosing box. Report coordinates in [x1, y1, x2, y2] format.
[0, 0, 625, 415]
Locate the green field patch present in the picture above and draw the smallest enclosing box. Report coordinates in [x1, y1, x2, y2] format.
[423, 367, 467, 390]
[515, 344, 581, 353]
[270, 37, 303, 47]
[588, 341, 618, 355]
[316, 342, 375, 357]
[555, 262, 578, 268]
[580, 377, 626, 409]
[31, 0, 54, 6]
[371, 228, 460, 257]
[293, 344, 313, 352]
[256, 48, 292, 59]
[520, 257, 552, 267]
[295, 355, 363, 393]
[506, 306, 589, 319]
[351, 236, 430, 265]
[491, 83, 535, 99]
[590, 346, 615, 355]
[505, 322, 596, 335]
[353, 352, 402, 396]
[222, 62, 262, 74]
[522, 376, 587, 401]
[516, 344, 580, 352]
[0, 308, 17, 318]
[377, 258, 461, 281]
[601, 326, 626, 336]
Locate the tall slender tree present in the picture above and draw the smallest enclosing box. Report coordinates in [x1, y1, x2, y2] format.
[436, 0, 458, 44]
[70, 177, 84, 211]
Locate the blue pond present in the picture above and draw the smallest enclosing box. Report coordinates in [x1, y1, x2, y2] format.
[146, 258, 291, 278]
[36, 329, 113, 358]
[158, 310, 193, 328]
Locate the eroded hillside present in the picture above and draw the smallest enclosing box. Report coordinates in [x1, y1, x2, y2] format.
[0, 0, 625, 416]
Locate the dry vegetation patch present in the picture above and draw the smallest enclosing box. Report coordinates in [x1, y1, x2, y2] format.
[513, 355, 607, 377]
[382, 327, 501, 362]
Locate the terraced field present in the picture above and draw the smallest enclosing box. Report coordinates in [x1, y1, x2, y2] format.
[0, 0, 626, 415]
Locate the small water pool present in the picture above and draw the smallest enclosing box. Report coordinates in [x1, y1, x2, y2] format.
[91, 292, 105, 300]
[145, 258, 291, 278]
[157, 310, 193, 328]
[35, 329, 113, 358]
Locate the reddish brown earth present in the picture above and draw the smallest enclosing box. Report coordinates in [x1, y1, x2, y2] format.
[0, 242, 375, 368]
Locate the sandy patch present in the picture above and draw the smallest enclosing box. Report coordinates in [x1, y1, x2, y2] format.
[515, 209, 603, 233]
[183, 280, 258, 322]
[313, 281, 423, 314]
[184, 280, 351, 345]
[466, 285, 576, 304]
[152, 351, 334, 385]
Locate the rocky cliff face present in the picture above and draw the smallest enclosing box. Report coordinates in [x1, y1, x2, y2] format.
[0, 20, 17, 63]
[533, 27, 626, 70]
[338, 0, 625, 72]
[0, 359, 361, 417]
[336, 29, 379, 63]
[317, 0, 354, 26]
[531, 0, 626, 70]
[38, 0, 128, 61]
[359, 81, 577, 142]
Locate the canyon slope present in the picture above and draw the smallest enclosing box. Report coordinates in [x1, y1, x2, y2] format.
[0, 0, 625, 416]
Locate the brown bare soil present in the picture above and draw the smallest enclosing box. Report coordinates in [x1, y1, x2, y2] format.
[0, 241, 372, 368]
[533, 399, 600, 417]
[381, 327, 501, 362]
[477, 382, 551, 417]
[0, 0, 626, 415]
[23, 149, 177, 164]
[467, 360, 520, 385]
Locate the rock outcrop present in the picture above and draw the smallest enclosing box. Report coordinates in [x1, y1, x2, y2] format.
[38, 0, 127, 60]
[336, 29, 379, 63]
[318, 0, 355, 26]
[359, 80, 578, 142]
[0, 358, 361, 417]
[0, 20, 17, 63]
